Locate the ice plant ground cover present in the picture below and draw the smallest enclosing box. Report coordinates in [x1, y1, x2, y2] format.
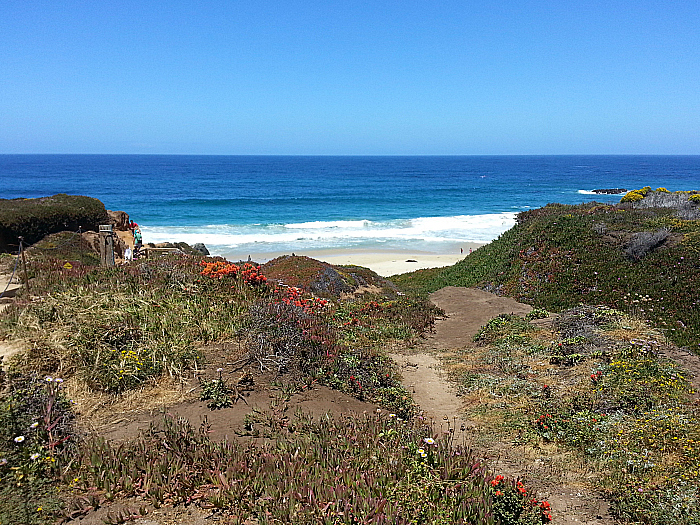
[393, 189, 700, 349]
[61, 410, 552, 524]
[0, 248, 547, 523]
[436, 306, 700, 524]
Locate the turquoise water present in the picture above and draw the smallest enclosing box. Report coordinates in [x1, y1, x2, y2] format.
[1, 155, 699, 259]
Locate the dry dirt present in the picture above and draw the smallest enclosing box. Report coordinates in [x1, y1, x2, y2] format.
[0, 266, 25, 366]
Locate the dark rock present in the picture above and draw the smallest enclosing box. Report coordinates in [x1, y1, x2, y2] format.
[309, 267, 354, 296]
[592, 188, 627, 194]
[192, 243, 210, 256]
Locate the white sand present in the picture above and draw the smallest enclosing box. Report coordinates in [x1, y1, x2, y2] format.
[243, 242, 486, 277]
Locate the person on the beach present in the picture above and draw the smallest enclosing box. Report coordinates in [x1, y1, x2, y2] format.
[133, 227, 142, 257]
[124, 246, 132, 261]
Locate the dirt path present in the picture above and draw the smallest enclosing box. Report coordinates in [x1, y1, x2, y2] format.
[393, 287, 613, 525]
[0, 267, 22, 315]
[0, 267, 24, 367]
[390, 288, 533, 435]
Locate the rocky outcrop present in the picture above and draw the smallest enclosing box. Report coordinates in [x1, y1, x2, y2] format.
[107, 210, 131, 231]
[592, 188, 627, 194]
[192, 243, 210, 255]
[81, 231, 127, 259]
[630, 191, 700, 220]
[309, 267, 355, 296]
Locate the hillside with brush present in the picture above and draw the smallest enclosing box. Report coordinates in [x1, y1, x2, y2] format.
[1, 188, 699, 524]
[393, 188, 700, 350]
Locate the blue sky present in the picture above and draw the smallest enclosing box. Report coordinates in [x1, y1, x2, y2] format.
[1, 1, 698, 154]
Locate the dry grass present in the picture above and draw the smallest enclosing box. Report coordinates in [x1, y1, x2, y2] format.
[66, 375, 198, 431]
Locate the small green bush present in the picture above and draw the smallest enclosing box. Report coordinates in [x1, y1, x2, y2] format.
[0, 194, 108, 253]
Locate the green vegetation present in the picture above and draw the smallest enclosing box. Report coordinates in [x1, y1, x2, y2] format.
[3, 186, 699, 523]
[0, 194, 108, 253]
[61, 411, 550, 525]
[446, 308, 699, 524]
[4, 250, 504, 523]
[0, 374, 76, 524]
[393, 194, 700, 350]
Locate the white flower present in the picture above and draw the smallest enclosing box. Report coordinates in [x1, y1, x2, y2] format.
[389, 413, 396, 418]
[0, 458, 7, 466]
[54, 378, 63, 383]
[216, 368, 223, 372]
[424, 437, 435, 445]
[30, 453, 40, 460]
[14, 436, 25, 443]
[417, 448, 425, 455]
[30, 422, 39, 429]
[45, 376, 53, 382]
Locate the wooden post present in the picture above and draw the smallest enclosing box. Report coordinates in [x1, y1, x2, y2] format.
[98, 225, 115, 267]
[18, 237, 30, 295]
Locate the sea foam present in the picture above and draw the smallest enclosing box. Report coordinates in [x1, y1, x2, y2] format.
[141, 212, 517, 257]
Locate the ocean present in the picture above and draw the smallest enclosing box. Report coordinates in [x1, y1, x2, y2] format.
[1, 155, 699, 261]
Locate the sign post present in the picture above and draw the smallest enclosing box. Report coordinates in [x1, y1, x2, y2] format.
[98, 225, 115, 267]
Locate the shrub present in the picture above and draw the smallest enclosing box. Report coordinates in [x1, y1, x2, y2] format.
[0, 194, 108, 253]
[0, 373, 76, 525]
[620, 190, 645, 203]
[525, 308, 549, 320]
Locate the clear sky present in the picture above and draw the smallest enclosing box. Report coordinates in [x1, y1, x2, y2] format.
[1, 1, 698, 155]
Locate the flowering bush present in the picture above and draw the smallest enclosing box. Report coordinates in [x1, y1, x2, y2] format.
[620, 190, 645, 203]
[273, 286, 328, 313]
[490, 474, 553, 523]
[0, 373, 75, 524]
[199, 260, 267, 285]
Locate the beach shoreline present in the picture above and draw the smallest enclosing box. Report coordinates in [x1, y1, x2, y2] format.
[229, 241, 486, 277]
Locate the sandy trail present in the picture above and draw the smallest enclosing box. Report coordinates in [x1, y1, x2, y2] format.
[393, 287, 614, 525]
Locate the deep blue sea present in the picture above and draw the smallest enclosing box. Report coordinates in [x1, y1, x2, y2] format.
[1, 155, 699, 260]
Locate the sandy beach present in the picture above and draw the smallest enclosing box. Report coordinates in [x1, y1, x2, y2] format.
[241, 241, 486, 277]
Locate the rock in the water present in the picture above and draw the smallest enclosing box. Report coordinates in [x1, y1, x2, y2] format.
[192, 243, 210, 256]
[592, 188, 627, 194]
